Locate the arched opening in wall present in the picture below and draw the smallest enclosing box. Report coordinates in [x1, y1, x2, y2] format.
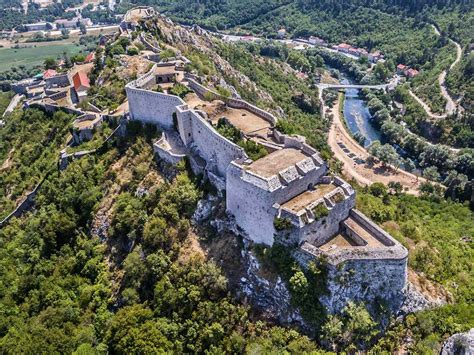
[157, 77, 163, 83]
[308, 183, 315, 190]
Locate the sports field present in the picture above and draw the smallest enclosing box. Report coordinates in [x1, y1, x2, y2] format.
[0, 42, 86, 71]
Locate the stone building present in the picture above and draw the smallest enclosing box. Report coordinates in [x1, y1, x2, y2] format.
[126, 56, 408, 313]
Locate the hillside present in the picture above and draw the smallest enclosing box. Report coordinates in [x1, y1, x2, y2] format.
[0, 6, 472, 354]
[151, 0, 473, 111]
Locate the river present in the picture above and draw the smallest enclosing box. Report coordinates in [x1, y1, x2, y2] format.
[340, 78, 381, 148]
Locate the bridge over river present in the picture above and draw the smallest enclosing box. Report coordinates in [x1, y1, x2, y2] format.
[317, 77, 400, 91]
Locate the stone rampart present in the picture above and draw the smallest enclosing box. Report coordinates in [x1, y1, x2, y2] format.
[187, 78, 278, 125]
[276, 188, 356, 246]
[0, 176, 47, 228]
[126, 85, 184, 129]
[153, 131, 186, 165]
[226, 162, 277, 245]
[45, 73, 71, 88]
[177, 105, 246, 177]
[48, 91, 68, 101]
[140, 32, 161, 53]
[348, 209, 395, 246]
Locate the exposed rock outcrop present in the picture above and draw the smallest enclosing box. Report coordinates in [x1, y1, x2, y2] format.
[441, 329, 474, 355]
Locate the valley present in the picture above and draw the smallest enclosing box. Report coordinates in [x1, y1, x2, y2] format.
[0, 1, 472, 354]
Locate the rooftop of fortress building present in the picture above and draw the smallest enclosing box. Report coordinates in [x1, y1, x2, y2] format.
[155, 63, 181, 75]
[244, 148, 315, 178]
[281, 182, 337, 213]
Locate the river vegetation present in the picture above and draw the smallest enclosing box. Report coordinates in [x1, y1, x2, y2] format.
[358, 87, 473, 202]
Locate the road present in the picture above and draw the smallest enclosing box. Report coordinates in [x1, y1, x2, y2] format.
[327, 95, 425, 195]
[408, 90, 448, 119]
[409, 24, 462, 119]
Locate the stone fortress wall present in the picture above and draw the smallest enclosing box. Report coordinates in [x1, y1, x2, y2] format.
[126, 64, 185, 129]
[176, 104, 247, 177]
[186, 76, 278, 125]
[125, 39, 408, 313]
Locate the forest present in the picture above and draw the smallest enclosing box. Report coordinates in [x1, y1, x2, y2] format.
[152, 0, 472, 112]
[0, 107, 472, 353]
[0, 119, 335, 353]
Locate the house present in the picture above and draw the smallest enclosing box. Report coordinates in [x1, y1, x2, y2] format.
[45, 72, 71, 88]
[348, 47, 368, 57]
[55, 17, 92, 29]
[84, 52, 95, 63]
[23, 22, 50, 31]
[308, 36, 327, 46]
[277, 28, 287, 39]
[72, 71, 90, 102]
[397, 64, 408, 75]
[368, 50, 384, 63]
[334, 43, 352, 53]
[43, 69, 58, 79]
[406, 68, 419, 78]
[54, 18, 77, 29]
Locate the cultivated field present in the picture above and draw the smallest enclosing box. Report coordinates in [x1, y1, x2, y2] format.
[0, 42, 86, 71]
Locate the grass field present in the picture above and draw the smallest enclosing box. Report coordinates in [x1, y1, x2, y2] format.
[0, 42, 87, 72]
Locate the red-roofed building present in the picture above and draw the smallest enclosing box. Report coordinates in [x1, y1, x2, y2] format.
[72, 71, 90, 102]
[397, 64, 408, 75]
[368, 50, 384, 63]
[43, 69, 57, 79]
[335, 43, 352, 53]
[85, 52, 95, 63]
[406, 68, 419, 78]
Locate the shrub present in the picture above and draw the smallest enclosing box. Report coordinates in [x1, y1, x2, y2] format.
[369, 182, 387, 197]
[274, 217, 293, 231]
[168, 83, 192, 98]
[332, 192, 345, 203]
[312, 203, 329, 220]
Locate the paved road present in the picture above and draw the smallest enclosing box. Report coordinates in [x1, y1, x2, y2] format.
[408, 90, 448, 119]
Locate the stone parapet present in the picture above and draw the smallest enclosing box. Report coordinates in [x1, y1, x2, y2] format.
[153, 131, 187, 165]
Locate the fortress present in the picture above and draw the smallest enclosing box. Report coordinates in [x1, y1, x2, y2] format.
[125, 35, 408, 313]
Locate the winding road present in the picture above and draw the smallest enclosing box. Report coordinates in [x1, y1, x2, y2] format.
[408, 24, 462, 119]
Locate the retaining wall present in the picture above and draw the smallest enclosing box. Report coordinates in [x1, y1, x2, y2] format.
[153, 132, 186, 165]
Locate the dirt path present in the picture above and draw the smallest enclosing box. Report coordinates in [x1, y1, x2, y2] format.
[408, 90, 447, 119]
[328, 96, 425, 195]
[410, 25, 462, 118]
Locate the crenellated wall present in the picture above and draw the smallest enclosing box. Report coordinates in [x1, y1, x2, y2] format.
[293, 231, 408, 313]
[277, 191, 356, 247]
